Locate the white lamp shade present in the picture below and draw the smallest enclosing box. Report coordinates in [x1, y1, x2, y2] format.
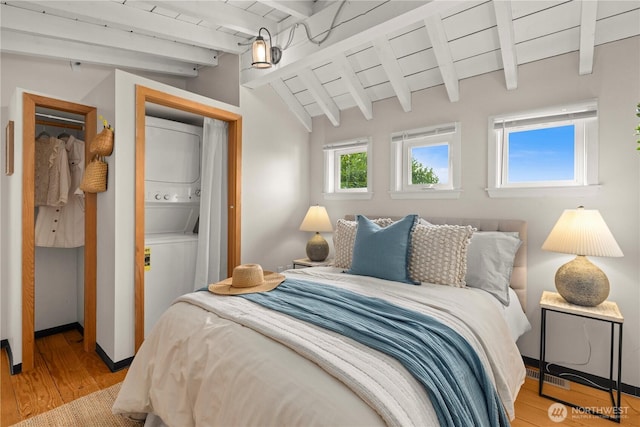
[299, 206, 333, 232]
[542, 207, 623, 257]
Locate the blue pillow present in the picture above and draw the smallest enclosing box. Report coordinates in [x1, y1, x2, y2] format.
[347, 214, 418, 284]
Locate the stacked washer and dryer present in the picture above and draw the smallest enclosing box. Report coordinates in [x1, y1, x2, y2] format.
[144, 116, 203, 337]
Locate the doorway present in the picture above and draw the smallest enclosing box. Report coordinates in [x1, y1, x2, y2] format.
[22, 93, 97, 372]
[134, 85, 242, 351]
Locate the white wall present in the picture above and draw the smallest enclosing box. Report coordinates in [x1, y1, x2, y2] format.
[0, 56, 193, 354]
[82, 72, 118, 359]
[89, 70, 245, 362]
[34, 248, 79, 330]
[1, 88, 25, 363]
[309, 37, 640, 388]
[239, 85, 311, 271]
[187, 53, 240, 108]
[0, 54, 311, 365]
[0, 53, 189, 108]
[0, 54, 189, 363]
[2, 36, 636, 389]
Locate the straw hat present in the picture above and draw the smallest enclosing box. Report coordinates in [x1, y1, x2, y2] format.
[208, 264, 285, 295]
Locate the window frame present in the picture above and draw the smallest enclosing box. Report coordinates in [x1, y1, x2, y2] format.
[390, 122, 461, 200]
[488, 100, 600, 198]
[323, 137, 373, 200]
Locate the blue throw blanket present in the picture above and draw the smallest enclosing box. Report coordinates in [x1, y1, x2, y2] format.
[242, 278, 509, 427]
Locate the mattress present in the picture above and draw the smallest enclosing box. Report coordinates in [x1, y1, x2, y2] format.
[113, 267, 527, 427]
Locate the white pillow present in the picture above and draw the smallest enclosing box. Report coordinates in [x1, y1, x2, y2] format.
[333, 218, 394, 269]
[408, 223, 475, 287]
[465, 231, 522, 305]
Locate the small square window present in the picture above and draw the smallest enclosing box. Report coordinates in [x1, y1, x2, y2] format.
[390, 122, 461, 199]
[323, 138, 372, 200]
[505, 124, 578, 185]
[488, 100, 599, 198]
[336, 149, 367, 191]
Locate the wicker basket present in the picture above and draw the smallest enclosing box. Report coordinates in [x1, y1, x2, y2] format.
[80, 156, 108, 193]
[90, 127, 114, 156]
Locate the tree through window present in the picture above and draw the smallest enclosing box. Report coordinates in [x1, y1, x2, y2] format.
[340, 151, 367, 189]
[323, 138, 372, 199]
[390, 122, 460, 198]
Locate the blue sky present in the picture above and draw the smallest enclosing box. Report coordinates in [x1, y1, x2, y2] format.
[411, 144, 449, 184]
[410, 125, 574, 184]
[507, 125, 575, 182]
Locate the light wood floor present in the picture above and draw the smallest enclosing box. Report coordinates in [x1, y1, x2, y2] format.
[1, 329, 127, 426]
[1, 331, 638, 426]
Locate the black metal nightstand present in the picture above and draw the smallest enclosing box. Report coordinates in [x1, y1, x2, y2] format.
[539, 291, 624, 423]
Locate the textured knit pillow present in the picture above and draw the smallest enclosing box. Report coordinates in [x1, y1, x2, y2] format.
[347, 214, 418, 283]
[333, 217, 394, 269]
[409, 223, 475, 287]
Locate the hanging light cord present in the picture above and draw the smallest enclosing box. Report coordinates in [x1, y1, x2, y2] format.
[282, 0, 347, 49]
[239, 0, 347, 49]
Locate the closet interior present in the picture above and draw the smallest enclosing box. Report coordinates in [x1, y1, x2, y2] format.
[33, 107, 87, 337]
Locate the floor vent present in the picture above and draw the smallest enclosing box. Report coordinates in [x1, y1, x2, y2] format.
[526, 367, 570, 390]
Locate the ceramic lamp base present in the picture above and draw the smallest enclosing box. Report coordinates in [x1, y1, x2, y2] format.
[555, 255, 609, 307]
[306, 232, 329, 262]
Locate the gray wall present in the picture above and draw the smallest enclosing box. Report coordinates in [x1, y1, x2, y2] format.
[308, 36, 640, 387]
[187, 53, 240, 107]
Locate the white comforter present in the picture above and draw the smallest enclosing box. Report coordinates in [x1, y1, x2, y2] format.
[113, 267, 526, 426]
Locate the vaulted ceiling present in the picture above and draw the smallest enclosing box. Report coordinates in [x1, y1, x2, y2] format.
[2, 1, 639, 132]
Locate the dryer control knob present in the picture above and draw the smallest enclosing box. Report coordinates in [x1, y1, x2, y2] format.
[154, 193, 162, 200]
[163, 194, 170, 201]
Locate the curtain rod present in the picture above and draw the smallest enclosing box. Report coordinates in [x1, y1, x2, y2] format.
[35, 112, 85, 125]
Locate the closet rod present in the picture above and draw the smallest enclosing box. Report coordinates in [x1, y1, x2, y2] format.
[35, 119, 83, 131]
[35, 112, 85, 124]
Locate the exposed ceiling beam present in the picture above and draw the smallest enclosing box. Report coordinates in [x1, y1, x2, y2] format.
[270, 79, 313, 132]
[298, 68, 340, 127]
[1, 5, 217, 65]
[259, 1, 313, 20]
[0, 30, 198, 77]
[373, 37, 411, 113]
[424, 14, 460, 102]
[241, 0, 460, 88]
[333, 54, 373, 120]
[493, 0, 518, 90]
[25, 0, 242, 54]
[146, 0, 273, 37]
[579, 0, 598, 75]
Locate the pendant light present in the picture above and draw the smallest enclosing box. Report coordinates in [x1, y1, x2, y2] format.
[251, 27, 281, 69]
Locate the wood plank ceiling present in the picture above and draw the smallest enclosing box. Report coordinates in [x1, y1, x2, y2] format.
[2, 1, 639, 132]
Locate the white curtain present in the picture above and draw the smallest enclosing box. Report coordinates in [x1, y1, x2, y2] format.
[193, 118, 228, 290]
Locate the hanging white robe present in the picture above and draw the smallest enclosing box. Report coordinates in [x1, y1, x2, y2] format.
[35, 136, 85, 248]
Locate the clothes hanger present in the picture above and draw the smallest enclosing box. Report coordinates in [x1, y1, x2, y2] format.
[36, 125, 50, 139]
[57, 124, 70, 140]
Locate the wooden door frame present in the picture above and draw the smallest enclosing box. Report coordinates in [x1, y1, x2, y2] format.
[22, 93, 97, 372]
[134, 85, 242, 351]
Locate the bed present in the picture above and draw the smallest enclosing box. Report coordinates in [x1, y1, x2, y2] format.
[113, 215, 531, 427]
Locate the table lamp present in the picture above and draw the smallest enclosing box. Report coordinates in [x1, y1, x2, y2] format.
[299, 205, 333, 262]
[541, 206, 623, 306]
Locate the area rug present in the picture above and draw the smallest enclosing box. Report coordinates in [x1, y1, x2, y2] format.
[11, 382, 142, 426]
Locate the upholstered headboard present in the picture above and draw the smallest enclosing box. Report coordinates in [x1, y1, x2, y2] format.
[344, 215, 528, 311]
